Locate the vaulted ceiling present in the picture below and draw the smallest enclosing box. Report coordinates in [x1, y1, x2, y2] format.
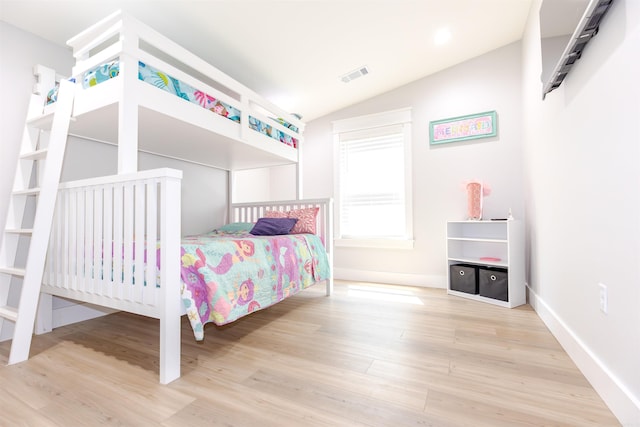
[0, 0, 533, 120]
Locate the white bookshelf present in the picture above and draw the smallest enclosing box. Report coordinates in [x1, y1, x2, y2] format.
[446, 220, 525, 308]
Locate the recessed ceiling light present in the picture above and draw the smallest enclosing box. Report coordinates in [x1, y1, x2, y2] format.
[434, 28, 452, 45]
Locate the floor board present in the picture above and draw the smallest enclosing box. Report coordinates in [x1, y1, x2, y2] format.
[0, 281, 621, 426]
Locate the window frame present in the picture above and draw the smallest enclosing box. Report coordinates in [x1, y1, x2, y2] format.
[332, 108, 414, 249]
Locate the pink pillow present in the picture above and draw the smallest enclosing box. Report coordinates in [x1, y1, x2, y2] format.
[265, 207, 319, 234]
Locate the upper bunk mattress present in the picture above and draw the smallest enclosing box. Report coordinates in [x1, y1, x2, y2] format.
[47, 60, 300, 148]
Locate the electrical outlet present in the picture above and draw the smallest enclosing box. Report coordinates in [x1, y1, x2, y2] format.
[598, 283, 608, 314]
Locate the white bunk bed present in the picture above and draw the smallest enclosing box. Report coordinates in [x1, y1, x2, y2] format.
[28, 10, 333, 384]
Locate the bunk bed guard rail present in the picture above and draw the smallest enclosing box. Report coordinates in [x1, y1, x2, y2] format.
[64, 9, 304, 161]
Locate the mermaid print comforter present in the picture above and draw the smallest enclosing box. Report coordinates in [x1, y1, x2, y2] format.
[179, 230, 330, 340]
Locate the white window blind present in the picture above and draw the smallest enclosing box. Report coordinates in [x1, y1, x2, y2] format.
[333, 108, 413, 247]
[339, 125, 406, 238]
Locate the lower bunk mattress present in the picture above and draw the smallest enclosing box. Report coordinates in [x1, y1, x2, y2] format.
[178, 228, 330, 340]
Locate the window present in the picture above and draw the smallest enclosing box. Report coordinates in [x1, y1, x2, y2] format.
[333, 108, 413, 249]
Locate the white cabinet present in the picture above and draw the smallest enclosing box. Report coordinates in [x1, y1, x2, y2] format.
[446, 220, 525, 308]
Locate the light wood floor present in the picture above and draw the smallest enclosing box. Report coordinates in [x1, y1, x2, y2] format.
[0, 281, 620, 426]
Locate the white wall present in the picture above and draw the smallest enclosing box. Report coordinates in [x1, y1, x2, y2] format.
[232, 164, 297, 204]
[521, 1, 640, 424]
[303, 42, 524, 287]
[60, 138, 228, 235]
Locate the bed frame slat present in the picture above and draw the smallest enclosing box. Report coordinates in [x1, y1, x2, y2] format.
[144, 180, 158, 306]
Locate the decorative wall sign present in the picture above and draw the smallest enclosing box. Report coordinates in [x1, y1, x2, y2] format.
[429, 110, 497, 145]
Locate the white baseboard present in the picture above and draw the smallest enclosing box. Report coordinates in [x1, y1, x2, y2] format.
[334, 267, 446, 289]
[528, 285, 640, 426]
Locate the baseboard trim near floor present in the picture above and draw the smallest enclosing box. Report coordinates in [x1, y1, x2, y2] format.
[527, 285, 640, 426]
[333, 267, 446, 289]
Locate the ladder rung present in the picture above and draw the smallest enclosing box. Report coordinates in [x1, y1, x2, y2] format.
[20, 149, 48, 160]
[12, 188, 40, 196]
[0, 306, 19, 322]
[26, 111, 55, 129]
[5, 229, 33, 235]
[0, 267, 26, 277]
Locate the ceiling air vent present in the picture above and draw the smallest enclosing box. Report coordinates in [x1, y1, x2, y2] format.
[340, 66, 369, 83]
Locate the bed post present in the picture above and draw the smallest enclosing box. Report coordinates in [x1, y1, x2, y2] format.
[117, 16, 139, 174]
[227, 170, 235, 223]
[296, 161, 303, 199]
[159, 171, 182, 384]
[325, 198, 334, 296]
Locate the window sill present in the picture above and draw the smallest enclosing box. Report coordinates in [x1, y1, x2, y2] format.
[335, 238, 415, 250]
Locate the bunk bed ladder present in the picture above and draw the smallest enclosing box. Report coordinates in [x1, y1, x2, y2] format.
[0, 79, 75, 364]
